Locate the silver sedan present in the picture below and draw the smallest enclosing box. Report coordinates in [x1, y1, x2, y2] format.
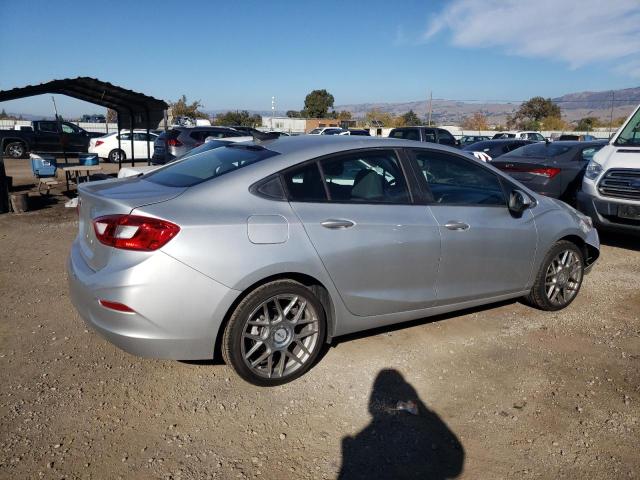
[68, 136, 600, 386]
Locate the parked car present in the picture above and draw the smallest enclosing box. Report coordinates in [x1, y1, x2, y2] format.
[460, 135, 491, 146]
[89, 130, 159, 163]
[492, 131, 546, 141]
[308, 127, 345, 135]
[491, 140, 607, 203]
[577, 104, 640, 234]
[68, 135, 599, 386]
[388, 127, 459, 147]
[462, 139, 535, 161]
[346, 129, 371, 136]
[227, 126, 262, 135]
[556, 134, 597, 141]
[0, 120, 102, 158]
[152, 126, 246, 164]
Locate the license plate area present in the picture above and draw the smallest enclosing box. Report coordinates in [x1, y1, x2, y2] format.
[618, 204, 640, 220]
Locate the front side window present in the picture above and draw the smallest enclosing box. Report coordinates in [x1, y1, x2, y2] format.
[145, 144, 279, 187]
[320, 150, 409, 203]
[61, 123, 77, 134]
[119, 133, 131, 141]
[614, 108, 640, 146]
[412, 150, 506, 206]
[437, 129, 456, 145]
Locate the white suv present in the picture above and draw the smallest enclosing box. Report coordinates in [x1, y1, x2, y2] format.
[492, 131, 546, 141]
[577, 104, 640, 234]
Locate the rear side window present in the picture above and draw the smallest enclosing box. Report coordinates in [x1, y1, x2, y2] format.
[412, 150, 506, 206]
[320, 151, 409, 203]
[38, 121, 58, 133]
[145, 145, 279, 187]
[390, 129, 420, 141]
[283, 163, 327, 202]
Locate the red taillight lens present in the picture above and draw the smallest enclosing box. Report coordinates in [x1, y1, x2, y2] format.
[93, 214, 180, 251]
[529, 167, 561, 178]
[99, 299, 135, 313]
[95, 140, 104, 147]
[167, 138, 183, 147]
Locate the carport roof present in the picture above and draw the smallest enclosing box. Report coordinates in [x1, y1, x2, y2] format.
[0, 77, 168, 129]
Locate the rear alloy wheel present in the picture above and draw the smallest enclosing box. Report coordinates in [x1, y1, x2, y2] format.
[5, 142, 26, 158]
[108, 149, 125, 163]
[222, 280, 326, 386]
[526, 240, 584, 311]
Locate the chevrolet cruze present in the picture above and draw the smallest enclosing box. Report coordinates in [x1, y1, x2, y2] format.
[68, 135, 600, 386]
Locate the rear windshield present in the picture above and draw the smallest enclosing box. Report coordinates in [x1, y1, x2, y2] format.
[614, 108, 640, 146]
[503, 142, 571, 158]
[157, 129, 180, 140]
[144, 144, 279, 187]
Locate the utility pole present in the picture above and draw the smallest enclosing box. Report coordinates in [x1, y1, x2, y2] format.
[608, 90, 615, 137]
[51, 95, 59, 120]
[427, 91, 433, 126]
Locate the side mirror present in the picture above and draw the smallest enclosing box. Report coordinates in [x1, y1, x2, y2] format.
[508, 189, 533, 215]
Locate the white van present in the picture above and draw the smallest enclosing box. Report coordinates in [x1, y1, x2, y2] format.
[577, 104, 640, 234]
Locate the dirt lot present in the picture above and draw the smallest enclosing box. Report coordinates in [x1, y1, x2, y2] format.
[1, 158, 639, 479]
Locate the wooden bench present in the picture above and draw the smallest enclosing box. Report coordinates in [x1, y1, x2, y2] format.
[38, 178, 59, 195]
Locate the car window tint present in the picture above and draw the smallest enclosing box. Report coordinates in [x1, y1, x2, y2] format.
[119, 133, 131, 141]
[283, 162, 327, 202]
[320, 151, 409, 204]
[38, 122, 58, 133]
[413, 150, 506, 206]
[145, 145, 279, 187]
[390, 129, 420, 141]
[437, 129, 455, 144]
[581, 146, 603, 161]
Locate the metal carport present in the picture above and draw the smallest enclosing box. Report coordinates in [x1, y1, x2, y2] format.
[0, 77, 168, 212]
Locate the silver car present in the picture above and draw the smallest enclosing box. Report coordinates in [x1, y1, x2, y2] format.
[68, 136, 600, 386]
[152, 126, 247, 164]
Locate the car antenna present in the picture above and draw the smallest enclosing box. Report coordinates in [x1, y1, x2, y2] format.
[251, 131, 280, 143]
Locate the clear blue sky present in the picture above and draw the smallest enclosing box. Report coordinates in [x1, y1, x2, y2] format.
[1, 0, 638, 117]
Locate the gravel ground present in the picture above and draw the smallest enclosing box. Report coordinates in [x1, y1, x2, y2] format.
[0, 158, 639, 479]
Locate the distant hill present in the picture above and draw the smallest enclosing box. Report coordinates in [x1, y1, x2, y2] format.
[334, 87, 640, 125]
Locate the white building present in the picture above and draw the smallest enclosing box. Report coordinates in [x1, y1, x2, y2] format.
[261, 116, 307, 134]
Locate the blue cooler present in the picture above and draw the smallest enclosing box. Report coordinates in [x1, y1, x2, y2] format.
[79, 153, 99, 166]
[30, 153, 57, 178]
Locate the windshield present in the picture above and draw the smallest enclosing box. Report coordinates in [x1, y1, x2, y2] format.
[614, 107, 640, 146]
[309, 128, 322, 134]
[503, 142, 572, 158]
[145, 144, 279, 187]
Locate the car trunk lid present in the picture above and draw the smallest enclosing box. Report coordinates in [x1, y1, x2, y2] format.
[491, 156, 558, 182]
[77, 178, 186, 271]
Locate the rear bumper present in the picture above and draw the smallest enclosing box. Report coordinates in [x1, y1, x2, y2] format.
[577, 191, 640, 234]
[67, 240, 241, 360]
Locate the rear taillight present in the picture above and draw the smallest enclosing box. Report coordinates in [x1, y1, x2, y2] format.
[500, 165, 561, 179]
[95, 140, 104, 147]
[167, 138, 183, 147]
[93, 214, 180, 251]
[528, 167, 561, 178]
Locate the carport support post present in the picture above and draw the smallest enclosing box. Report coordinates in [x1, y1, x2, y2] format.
[0, 152, 9, 214]
[145, 109, 151, 166]
[163, 110, 168, 164]
[117, 114, 122, 170]
[130, 111, 135, 167]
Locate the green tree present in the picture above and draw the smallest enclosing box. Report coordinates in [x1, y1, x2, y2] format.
[170, 95, 208, 119]
[303, 89, 335, 118]
[0, 109, 7, 119]
[576, 117, 600, 131]
[365, 108, 395, 127]
[401, 110, 421, 126]
[286, 110, 301, 118]
[514, 97, 560, 128]
[214, 110, 262, 127]
[542, 116, 569, 130]
[337, 110, 352, 120]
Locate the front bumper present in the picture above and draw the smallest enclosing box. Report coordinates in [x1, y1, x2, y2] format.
[67, 240, 241, 360]
[577, 191, 640, 234]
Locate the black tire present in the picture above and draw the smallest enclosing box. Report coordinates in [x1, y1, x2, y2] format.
[4, 142, 26, 159]
[525, 240, 584, 311]
[108, 149, 125, 163]
[222, 280, 326, 386]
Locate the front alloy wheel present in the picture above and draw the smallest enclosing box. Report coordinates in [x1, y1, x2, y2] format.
[526, 240, 584, 311]
[222, 280, 326, 386]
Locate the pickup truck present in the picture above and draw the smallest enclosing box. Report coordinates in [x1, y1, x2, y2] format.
[0, 120, 103, 158]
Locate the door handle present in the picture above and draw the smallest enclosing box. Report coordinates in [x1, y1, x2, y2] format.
[321, 219, 355, 229]
[444, 221, 470, 231]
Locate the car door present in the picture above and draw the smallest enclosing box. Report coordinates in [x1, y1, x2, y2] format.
[61, 122, 88, 152]
[408, 148, 538, 305]
[118, 132, 133, 158]
[133, 132, 155, 159]
[35, 121, 61, 152]
[284, 149, 441, 317]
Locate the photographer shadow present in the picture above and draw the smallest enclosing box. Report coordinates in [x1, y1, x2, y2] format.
[338, 369, 464, 480]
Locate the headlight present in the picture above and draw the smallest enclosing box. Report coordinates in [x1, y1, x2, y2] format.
[576, 211, 594, 233]
[584, 161, 603, 180]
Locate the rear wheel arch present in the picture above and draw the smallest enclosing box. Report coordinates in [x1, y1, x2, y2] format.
[214, 272, 335, 361]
